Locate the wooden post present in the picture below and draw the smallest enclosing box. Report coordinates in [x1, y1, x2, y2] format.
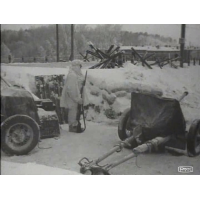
[118, 53, 123, 67]
[131, 55, 134, 64]
[188, 51, 190, 66]
[70, 24, 74, 61]
[56, 24, 59, 62]
[8, 55, 11, 63]
[180, 24, 186, 68]
[169, 53, 172, 67]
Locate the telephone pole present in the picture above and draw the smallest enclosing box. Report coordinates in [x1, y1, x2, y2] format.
[56, 24, 59, 62]
[70, 24, 74, 61]
[180, 24, 186, 68]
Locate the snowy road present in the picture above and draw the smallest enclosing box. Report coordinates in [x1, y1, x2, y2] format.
[1, 161, 81, 175]
[1, 121, 200, 175]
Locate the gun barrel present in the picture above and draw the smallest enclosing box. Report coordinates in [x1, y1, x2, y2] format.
[178, 91, 189, 102]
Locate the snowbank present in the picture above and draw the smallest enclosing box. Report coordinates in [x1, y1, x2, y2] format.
[1, 161, 81, 175]
[1, 61, 200, 126]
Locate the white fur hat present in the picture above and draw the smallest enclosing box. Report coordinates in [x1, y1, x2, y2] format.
[71, 59, 83, 66]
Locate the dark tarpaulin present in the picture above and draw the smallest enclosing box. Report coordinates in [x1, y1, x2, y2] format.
[130, 92, 186, 140]
[1, 87, 40, 123]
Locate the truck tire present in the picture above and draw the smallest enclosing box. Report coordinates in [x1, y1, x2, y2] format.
[187, 119, 200, 157]
[1, 115, 40, 155]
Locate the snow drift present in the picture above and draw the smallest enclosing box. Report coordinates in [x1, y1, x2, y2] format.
[1, 61, 200, 127]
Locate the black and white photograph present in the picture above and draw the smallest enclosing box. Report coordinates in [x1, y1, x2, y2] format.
[1, 23, 200, 176]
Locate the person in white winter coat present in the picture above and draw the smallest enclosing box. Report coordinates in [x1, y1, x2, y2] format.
[60, 60, 87, 132]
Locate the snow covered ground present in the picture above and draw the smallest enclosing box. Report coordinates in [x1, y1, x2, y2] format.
[1, 161, 81, 175]
[1, 122, 200, 175]
[1, 61, 200, 175]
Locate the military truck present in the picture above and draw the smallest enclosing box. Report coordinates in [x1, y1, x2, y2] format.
[1, 76, 59, 155]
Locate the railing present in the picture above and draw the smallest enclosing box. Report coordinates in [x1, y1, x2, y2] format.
[1, 54, 199, 66]
[1, 55, 83, 64]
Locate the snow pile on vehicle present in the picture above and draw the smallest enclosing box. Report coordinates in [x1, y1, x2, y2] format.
[1, 62, 200, 126]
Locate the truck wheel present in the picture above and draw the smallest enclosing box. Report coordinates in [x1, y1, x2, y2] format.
[118, 108, 137, 149]
[1, 115, 40, 155]
[187, 119, 200, 157]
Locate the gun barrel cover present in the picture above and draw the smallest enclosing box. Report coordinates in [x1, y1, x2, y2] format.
[129, 92, 186, 140]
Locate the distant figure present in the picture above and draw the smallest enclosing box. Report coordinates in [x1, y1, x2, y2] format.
[111, 57, 116, 68]
[69, 54, 72, 61]
[22, 56, 24, 62]
[131, 52, 136, 64]
[174, 53, 179, 59]
[45, 56, 48, 62]
[118, 52, 124, 67]
[8, 55, 11, 63]
[34, 57, 36, 62]
[193, 58, 196, 66]
[122, 54, 126, 63]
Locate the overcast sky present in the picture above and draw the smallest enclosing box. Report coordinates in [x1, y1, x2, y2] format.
[1, 24, 200, 46]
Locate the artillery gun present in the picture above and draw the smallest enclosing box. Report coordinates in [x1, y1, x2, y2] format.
[78, 91, 200, 175]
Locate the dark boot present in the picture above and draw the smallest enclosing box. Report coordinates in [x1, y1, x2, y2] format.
[69, 124, 84, 133]
[69, 125, 78, 133]
[77, 121, 85, 133]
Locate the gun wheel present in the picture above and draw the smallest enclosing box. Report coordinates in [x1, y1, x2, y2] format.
[118, 108, 138, 149]
[187, 119, 200, 157]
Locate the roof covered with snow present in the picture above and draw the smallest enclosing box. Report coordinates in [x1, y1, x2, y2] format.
[120, 46, 199, 52]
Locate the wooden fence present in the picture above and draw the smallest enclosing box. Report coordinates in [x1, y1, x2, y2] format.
[1, 55, 83, 64]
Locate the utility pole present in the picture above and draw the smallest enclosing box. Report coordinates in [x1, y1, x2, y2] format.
[180, 24, 186, 68]
[56, 24, 59, 62]
[70, 24, 74, 61]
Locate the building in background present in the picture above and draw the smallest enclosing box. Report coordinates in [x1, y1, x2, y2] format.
[120, 46, 200, 63]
